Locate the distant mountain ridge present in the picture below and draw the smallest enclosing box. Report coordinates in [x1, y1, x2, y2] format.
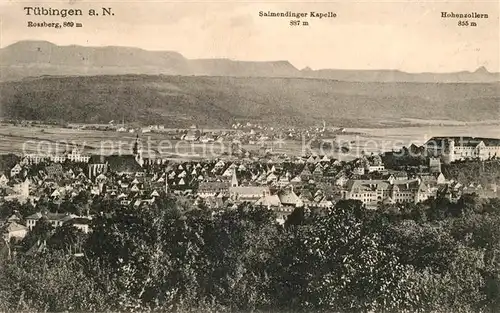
[0, 40, 499, 83]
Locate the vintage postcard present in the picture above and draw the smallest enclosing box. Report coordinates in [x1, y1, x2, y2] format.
[0, 0, 499, 312]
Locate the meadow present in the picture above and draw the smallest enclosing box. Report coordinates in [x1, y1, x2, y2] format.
[1, 124, 498, 161]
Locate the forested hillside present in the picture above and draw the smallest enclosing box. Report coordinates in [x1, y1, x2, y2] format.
[1, 75, 498, 127]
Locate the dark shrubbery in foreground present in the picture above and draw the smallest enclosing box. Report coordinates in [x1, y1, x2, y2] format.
[2, 195, 500, 312]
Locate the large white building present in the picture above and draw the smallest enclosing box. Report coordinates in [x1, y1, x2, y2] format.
[25, 212, 91, 233]
[22, 154, 49, 165]
[23, 148, 90, 165]
[425, 137, 500, 164]
[343, 177, 436, 208]
[66, 149, 91, 163]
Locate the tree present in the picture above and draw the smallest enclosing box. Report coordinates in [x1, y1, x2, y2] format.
[270, 200, 415, 312]
[284, 206, 305, 228]
[455, 193, 483, 217]
[47, 224, 86, 253]
[203, 205, 279, 310]
[0, 251, 109, 312]
[20, 217, 53, 252]
[0, 200, 18, 220]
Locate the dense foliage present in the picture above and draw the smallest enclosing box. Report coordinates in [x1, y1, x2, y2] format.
[442, 160, 500, 186]
[2, 195, 500, 312]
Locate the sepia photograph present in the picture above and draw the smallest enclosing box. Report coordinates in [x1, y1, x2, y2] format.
[0, 0, 499, 312]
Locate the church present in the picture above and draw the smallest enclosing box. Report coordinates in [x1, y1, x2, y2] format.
[88, 135, 145, 179]
[228, 170, 271, 202]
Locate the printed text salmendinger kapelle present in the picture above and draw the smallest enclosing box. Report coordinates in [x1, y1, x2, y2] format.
[259, 11, 337, 19]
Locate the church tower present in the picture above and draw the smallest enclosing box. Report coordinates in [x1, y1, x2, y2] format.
[231, 169, 239, 187]
[133, 134, 144, 166]
[133, 134, 139, 155]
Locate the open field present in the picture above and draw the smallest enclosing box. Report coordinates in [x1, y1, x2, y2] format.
[1, 124, 498, 161]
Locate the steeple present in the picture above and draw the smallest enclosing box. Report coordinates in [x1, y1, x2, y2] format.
[133, 134, 139, 155]
[133, 134, 144, 166]
[231, 169, 239, 187]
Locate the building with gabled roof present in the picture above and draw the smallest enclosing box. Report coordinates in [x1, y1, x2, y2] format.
[300, 166, 312, 181]
[315, 196, 334, 208]
[425, 136, 500, 163]
[0, 174, 9, 186]
[230, 186, 270, 202]
[197, 181, 230, 198]
[46, 164, 64, 178]
[2, 221, 28, 241]
[344, 178, 435, 208]
[254, 194, 282, 208]
[10, 164, 22, 177]
[278, 187, 303, 207]
[25, 212, 81, 230]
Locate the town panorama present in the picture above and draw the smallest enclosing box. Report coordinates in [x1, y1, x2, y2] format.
[0, 2, 500, 311]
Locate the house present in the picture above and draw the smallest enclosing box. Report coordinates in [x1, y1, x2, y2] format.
[335, 175, 349, 187]
[312, 166, 324, 179]
[315, 196, 334, 208]
[64, 217, 92, 234]
[266, 173, 278, 184]
[276, 175, 290, 187]
[254, 194, 282, 209]
[300, 166, 312, 181]
[0, 174, 9, 186]
[2, 222, 28, 241]
[46, 164, 64, 179]
[200, 135, 215, 143]
[419, 172, 447, 185]
[275, 205, 297, 225]
[290, 176, 302, 185]
[278, 188, 303, 207]
[12, 178, 30, 197]
[429, 157, 442, 173]
[25, 212, 79, 230]
[385, 172, 408, 182]
[353, 166, 365, 176]
[183, 130, 200, 141]
[197, 181, 229, 198]
[6, 213, 22, 223]
[366, 164, 385, 173]
[10, 164, 22, 177]
[306, 155, 317, 164]
[230, 186, 270, 202]
[298, 190, 313, 207]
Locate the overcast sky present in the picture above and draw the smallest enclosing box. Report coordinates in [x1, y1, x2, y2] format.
[1, 0, 498, 72]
